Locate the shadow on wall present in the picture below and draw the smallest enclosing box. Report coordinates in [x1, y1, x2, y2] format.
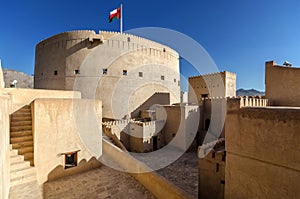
[131, 92, 170, 119]
[44, 157, 101, 185]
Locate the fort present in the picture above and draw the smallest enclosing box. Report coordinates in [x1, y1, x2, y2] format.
[0, 30, 299, 199]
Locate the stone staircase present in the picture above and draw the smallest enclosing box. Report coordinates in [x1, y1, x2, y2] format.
[9, 105, 36, 187]
[9, 147, 37, 187]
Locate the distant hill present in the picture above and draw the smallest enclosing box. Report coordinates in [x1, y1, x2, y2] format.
[236, 88, 265, 96]
[3, 68, 33, 88]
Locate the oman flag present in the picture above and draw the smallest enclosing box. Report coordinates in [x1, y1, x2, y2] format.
[109, 7, 121, 23]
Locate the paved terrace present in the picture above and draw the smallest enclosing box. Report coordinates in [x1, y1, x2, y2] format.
[9, 165, 155, 199]
[157, 152, 198, 199]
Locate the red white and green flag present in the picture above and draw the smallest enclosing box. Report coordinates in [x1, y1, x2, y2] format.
[109, 7, 121, 23]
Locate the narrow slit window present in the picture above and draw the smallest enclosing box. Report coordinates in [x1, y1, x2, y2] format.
[174, 78, 176, 83]
[103, 68, 108, 75]
[54, 70, 58, 75]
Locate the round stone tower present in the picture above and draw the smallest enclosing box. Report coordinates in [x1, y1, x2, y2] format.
[34, 30, 180, 119]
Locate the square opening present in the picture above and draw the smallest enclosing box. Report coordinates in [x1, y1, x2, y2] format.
[74, 69, 80, 75]
[123, 70, 127, 76]
[103, 68, 108, 75]
[54, 70, 58, 75]
[139, 72, 143, 77]
[161, 75, 165, 80]
[64, 151, 78, 169]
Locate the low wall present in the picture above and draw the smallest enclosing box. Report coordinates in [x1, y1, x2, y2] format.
[0, 93, 12, 199]
[33, 98, 102, 184]
[102, 139, 191, 199]
[5, 88, 81, 113]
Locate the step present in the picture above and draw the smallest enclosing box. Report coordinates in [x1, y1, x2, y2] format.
[14, 109, 31, 115]
[23, 152, 33, 160]
[10, 130, 32, 138]
[10, 174, 37, 187]
[10, 167, 36, 181]
[10, 149, 19, 156]
[10, 155, 24, 164]
[12, 141, 33, 149]
[12, 112, 31, 117]
[28, 158, 34, 166]
[11, 161, 30, 172]
[10, 125, 32, 132]
[17, 146, 33, 155]
[10, 135, 33, 144]
[11, 116, 32, 122]
[11, 120, 32, 126]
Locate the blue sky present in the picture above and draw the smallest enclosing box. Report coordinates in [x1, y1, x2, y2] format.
[1, 0, 300, 91]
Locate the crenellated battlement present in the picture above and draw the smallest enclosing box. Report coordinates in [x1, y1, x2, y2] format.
[200, 96, 269, 109]
[103, 119, 165, 128]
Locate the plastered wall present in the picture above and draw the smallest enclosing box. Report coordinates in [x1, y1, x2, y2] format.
[0, 93, 11, 199]
[265, 60, 300, 106]
[225, 106, 300, 199]
[33, 98, 102, 184]
[34, 30, 180, 119]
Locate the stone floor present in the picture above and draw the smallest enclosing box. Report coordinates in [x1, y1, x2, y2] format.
[157, 152, 198, 199]
[9, 166, 155, 199]
[9, 152, 198, 199]
[42, 166, 155, 199]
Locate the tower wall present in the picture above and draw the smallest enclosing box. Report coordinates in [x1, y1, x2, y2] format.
[34, 30, 180, 119]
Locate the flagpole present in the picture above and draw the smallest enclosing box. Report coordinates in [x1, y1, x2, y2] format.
[120, 3, 123, 34]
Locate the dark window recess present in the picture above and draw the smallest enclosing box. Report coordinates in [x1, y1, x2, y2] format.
[54, 70, 58, 75]
[64, 151, 78, 169]
[127, 37, 131, 42]
[103, 68, 108, 75]
[161, 75, 165, 80]
[212, 151, 216, 158]
[174, 78, 176, 83]
[178, 81, 180, 86]
[41, 72, 43, 76]
[222, 152, 226, 161]
[74, 69, 80, 75]
[205, 118, 210, 131]
[172, 133, 176, 137]
[220, 180, 225, 184]
[163, 48, 166, 52]
[123, 70, 128, 76]
[139, 72, 143, 77]
[216, 163, 219, 172]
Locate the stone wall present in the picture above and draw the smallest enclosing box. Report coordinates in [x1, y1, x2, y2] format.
[265, 60, 300, 106]
[0, 93, 11, 199]
[156, 104, 200, 150]
[103, 119, 165, 152]
[198, 139, 225, 199]
[225, 106, 300, 198]
[34, 30, 180, 119]
[188, 71, 236, 104]
[33, 98, 102, 184]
